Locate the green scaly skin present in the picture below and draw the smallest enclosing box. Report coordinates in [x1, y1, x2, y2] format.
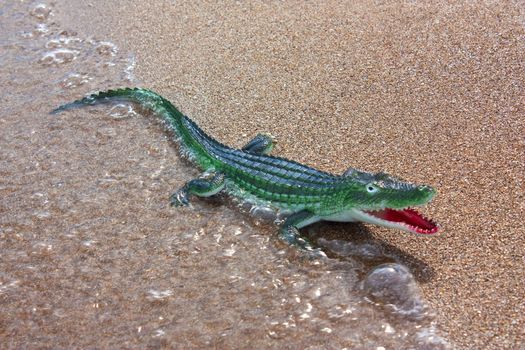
[53, 88, 439, 256]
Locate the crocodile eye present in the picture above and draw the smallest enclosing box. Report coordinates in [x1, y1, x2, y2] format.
[366, 183, 379, 193]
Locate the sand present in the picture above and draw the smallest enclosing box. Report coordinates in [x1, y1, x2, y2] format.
[3, 0, 523, 348]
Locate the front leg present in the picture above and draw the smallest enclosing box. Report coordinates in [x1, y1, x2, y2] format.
[242, 133, 275, 155]
[170, 171, 225, 207]
[279, 210, 325, 257]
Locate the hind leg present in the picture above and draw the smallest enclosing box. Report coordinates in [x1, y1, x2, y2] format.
[170, 171, 225, 207]
[242, 133, 275, 155]
[278, 210, 326, 257]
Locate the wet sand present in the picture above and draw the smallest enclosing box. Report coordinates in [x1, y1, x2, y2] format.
[2, 0, 524, 348]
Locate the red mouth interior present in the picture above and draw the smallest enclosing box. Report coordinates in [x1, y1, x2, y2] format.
[365, 208, 439, 234]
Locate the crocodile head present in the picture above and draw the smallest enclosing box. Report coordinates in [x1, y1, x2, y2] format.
[338, 169, 439, 234]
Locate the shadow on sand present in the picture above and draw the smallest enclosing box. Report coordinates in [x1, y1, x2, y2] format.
[307, 222, 436, 283]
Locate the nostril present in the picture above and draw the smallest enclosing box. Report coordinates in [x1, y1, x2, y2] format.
[418, 185, 436, 196]
[419, 185, 432, 192]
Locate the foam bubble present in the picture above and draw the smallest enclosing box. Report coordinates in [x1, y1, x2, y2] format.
[21, 23, 50, 38]
[95, 41, 118, 56]
[108, 103, 138, 119]
[45, 37, 82, 49]
[124, 55, 136, 82]
[31, 242, 54, 256]
[147, 289, 173, 301]
[61, 73, 92, 89]
[40, 48, 79, 66]
[223, 244, 237, 257]
[363, 263, 428, 319]
[30, 4, 51, 21]
[0, 280, 20, 294]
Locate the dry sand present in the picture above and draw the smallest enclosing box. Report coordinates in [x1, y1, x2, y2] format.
[51, 1, 524, 348]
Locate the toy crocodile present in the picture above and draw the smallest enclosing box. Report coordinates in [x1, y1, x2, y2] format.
[53, 88, 438, 254]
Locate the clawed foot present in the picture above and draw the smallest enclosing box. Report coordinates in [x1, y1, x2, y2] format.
[295, 246, 327, 260]
[170, 189, 189, 207]
[279, 224, 327, 259]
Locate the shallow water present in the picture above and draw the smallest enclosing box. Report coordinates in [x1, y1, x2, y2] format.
[1, 1, 451, 348]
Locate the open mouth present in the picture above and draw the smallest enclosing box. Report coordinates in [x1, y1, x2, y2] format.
[363, 208, 439, 234]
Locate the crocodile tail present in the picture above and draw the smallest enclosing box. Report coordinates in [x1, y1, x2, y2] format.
[51, 88, 212, 168]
